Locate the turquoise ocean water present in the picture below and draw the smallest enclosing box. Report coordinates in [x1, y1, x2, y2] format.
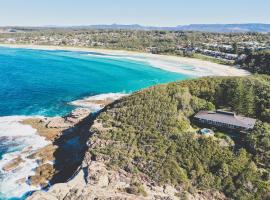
[0, 47, 189, 117]
[0, 46, 191, 199]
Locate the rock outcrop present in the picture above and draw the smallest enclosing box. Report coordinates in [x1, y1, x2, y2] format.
[44, 108, 91, 129]
[27, 119, 227, 200]
[20, 108, 92, 188]
[28, 157, 226, 200]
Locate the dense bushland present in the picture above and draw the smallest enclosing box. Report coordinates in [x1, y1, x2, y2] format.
[89, 75, 270, 199]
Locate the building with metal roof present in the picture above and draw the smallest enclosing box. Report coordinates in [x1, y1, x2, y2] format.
[194, 110, 256, 131]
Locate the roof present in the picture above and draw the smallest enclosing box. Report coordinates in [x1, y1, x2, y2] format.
[194, 110, 257, 129]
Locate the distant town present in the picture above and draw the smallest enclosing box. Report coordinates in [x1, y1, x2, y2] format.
[0, 27, 270, 73]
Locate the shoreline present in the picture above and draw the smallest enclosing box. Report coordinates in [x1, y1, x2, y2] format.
[0, 43, 250, 77]
[0, 92, 127, 199]
[0, 116, 51, 198]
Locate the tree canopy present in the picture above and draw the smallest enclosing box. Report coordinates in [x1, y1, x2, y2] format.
[89, 75, 270, 199]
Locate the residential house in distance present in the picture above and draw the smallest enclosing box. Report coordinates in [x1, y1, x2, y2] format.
[194, 110, 256, 131]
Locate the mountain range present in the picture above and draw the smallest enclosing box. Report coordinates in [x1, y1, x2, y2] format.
[74, 23, 270, 33]
[3, 23, 270, 33]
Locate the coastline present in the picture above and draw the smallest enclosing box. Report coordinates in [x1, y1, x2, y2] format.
[0, 43, 250, 77]
[0, 116, 51, 199]
[0, 43, 250, 198]
[0, 93, 126, 199]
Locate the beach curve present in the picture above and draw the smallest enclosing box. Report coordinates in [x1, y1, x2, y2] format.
[0, 44, 250, 77]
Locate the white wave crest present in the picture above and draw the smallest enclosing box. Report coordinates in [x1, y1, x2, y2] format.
[69, 92, 128, 112]
[0, 116, 38, 137]
[0, 116, 50, 199]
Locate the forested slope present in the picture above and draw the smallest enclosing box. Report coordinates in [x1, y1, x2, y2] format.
[88, 75, 270, 199]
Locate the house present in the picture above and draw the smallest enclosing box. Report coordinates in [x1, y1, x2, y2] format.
[146, 47, 158, 54]
[194, 110, 256, 131]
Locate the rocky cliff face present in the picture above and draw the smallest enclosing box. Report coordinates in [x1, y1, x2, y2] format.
[27, 118, 226, 200]
[28, 162, 225, 200]
[17, 108, 93, 188]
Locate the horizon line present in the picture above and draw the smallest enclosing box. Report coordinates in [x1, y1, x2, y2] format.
[1, 22, 270, 28]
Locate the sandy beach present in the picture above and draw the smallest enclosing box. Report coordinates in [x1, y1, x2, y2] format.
[0, 43, 250, 77]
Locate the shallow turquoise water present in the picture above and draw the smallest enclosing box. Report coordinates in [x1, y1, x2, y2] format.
[0, 47, 189, 117]
[0, 46, 192, 200]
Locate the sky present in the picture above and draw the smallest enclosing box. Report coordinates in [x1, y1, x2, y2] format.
[0, 0, 270, 26]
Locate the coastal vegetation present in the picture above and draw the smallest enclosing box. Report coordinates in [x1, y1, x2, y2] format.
[237, 50, 270, 75]
[1, 28, 269, 52]
[88, 75, 270, 199]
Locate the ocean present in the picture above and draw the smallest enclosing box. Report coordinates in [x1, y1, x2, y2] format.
[0, 46, 190, 199]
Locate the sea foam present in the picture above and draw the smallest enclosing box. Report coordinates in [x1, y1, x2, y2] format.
[0, 93, 126, 199]
[0, 116, 50, 199]
[70, 93, 128, 112]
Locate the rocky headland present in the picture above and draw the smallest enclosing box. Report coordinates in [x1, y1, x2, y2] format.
[27, 117, 227, 200]
[9, 99, 225, 200]
[8, 75, 269, 200]
[2, 108, 92, 187]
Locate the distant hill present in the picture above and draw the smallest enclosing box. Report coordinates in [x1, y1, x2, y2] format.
[79, 23, 270, 33]
[175, 23, 270, 33]
[3, 23, 270, 33]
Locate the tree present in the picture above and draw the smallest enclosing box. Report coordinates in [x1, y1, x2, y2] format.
[232, 42, 238, 54]
[243, 85, 255, 116]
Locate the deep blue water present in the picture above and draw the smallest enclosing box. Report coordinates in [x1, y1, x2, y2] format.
[0, 47, 189, 117]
